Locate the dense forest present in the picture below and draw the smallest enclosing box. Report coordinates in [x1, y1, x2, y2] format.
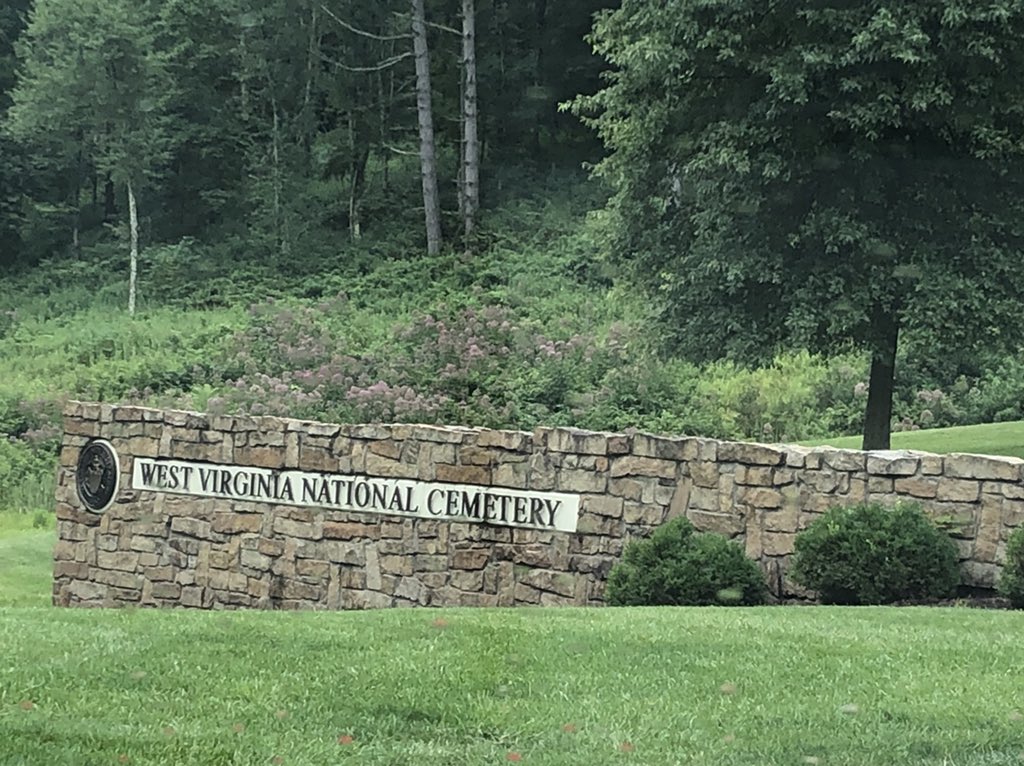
[3, 0, 1024, 512]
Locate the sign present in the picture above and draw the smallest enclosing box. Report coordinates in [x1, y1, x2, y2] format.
[77, 439, 120, 513]
[132, 458, 580, 532]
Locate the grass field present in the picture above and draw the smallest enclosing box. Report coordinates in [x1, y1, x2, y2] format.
[2, 514, 1024, 765]
[800, 420, 1024, 459]
[0, 512, 53, 609]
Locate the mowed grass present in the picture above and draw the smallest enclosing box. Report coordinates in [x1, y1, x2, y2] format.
[1, 606, 1024, 765]
[800, 420, 1024, 459]
[0, 512, 54, 608]
[2, 514, 1024, 765]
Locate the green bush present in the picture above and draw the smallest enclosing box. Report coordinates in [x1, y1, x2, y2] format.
[791, 503, 959, 605]
[997, 527, 1024, 608]
[605, 517, 768, 606]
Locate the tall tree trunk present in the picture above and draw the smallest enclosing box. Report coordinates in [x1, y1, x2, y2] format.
[127, 179, 139, 317]
[104, 175, 116, 222]
[862, 305, 900, 450]
[462, 0, 479, 249]
[411, 0, 442, 255]
[270, 95, 287, 257]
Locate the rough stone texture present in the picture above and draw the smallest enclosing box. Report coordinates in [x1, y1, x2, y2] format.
[54, 403, 1024, 609]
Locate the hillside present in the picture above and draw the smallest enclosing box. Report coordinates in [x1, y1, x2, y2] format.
[3, 173, 1024, 514]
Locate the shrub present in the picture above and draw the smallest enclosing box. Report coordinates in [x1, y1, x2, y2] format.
[791, 503, 959, 605]
[998, 527, 1024, 609]
[605, 517, 768, 606]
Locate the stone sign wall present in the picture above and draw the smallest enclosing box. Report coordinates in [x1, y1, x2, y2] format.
[54, 402, 1024, 609]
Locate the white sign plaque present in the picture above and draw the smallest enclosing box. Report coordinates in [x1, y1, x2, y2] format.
[132, 458, 579, 532]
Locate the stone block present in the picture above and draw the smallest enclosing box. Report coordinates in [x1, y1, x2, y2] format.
[258, 538, 286, 557]
[741, 487, 783, 509]
[180, 586, 204, 607]
[577, 513, 623, 535]
[151, 582, 181, 600]
[143, 566, 176, 582]
[68, 580, 107, 601]
[272, 517, 321, 540]
[450, 570, 484, 591]
[513, 582, 542, 604]
[493, 462, 528, 488]
[212, 514, 263, 535]
[96, 551, 140, 572]
[322, 521, 378, 540]
[763, 505, 799, 534]
[240, 549, 272, 572]
[364, 453, 418, 479]
[632, 433, 695, 461]
[687, 509, 743, 536]
[379, 554, 413, 576]
[689, 462, 719, 488]
[436, 464, 491, 484]
[608, 478, 643, 501]
[946, 454, 1022, 481]
[936, 480, 981, 504]
[317, 541, 364, 565]
[622, 503, 665, 526]
[820, 449, 866, 472]
[414, 554, 447, 572]
[296, 558, 330, 579]
[452, 549, 490, 569]
[582, 495, 623, 518]
[477, 430, 529, 451]
[762, 533, 796, 556]
[54, 561, 89, 579]
[866, 452, 920, 476]
[718, 442, 785, 466]
[962, 560, 999, 589]
[548, 428, 608, 456]
[609, 456, 676, 480]
[517, 569, 575, 598]
[554, 468, 605, 494]
[607, 435, 632, 455]
[734, 466, 774, 486]
[170, 517, 212, 540]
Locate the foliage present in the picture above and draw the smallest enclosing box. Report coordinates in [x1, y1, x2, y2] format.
[605, 517, 768, 606]
[997, 527, 1024, 609]
[0, 437, 55, 513]
[791, 503, 959, 605]
[572, 0, 1024, 446]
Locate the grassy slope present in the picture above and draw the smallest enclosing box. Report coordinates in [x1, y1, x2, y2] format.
[800, 421, 1024, 459]
[2, 516, 1024, 765]
[0, 606, 1021, 765]
[0, 513, 53, 608]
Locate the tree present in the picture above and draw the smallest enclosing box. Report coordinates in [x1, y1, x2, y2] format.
[572, 0, 1024, 449]
[461, 0, 479, 248]
[0, 0, 30, 264]
[8, 0, 175, 314]
[411, 0, 442, 255]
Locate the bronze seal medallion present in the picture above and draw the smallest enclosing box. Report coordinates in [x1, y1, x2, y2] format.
[76, 439, 120, 512]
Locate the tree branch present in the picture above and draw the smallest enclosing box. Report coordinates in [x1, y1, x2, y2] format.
[384, 144, 419, 156]
[390, 10, 460, 35]
[320, 4, 412, 41]
[320, 51, 413, 72]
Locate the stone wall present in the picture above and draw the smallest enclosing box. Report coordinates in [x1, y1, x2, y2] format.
[55, 402, 1024, 609]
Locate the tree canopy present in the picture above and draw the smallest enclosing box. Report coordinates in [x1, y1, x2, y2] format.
[573, 0, 1024, 447]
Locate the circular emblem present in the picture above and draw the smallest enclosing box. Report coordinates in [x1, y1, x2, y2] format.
[76, 439, 120, 513]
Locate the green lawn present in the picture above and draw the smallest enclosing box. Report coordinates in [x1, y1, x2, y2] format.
[0, 512, 1023, 765]
[0, 512, 54, 608]
[800, 420, 1024, 459]
[0, 606, 1023, 765]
